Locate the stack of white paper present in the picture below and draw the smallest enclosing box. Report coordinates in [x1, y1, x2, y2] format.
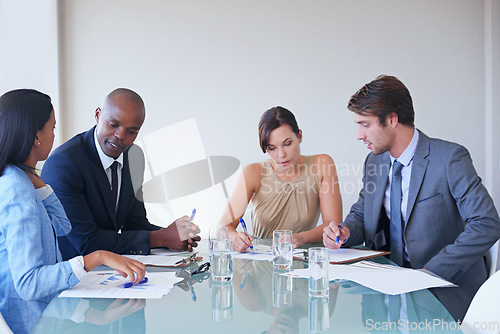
[285, 261, 455, 295]
[59, 271, 183, 299]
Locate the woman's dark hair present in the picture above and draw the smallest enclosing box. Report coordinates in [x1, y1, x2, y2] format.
[258, 106, 300, 153]
[0, 89, 53, 175]
[348, 75, 415, 127]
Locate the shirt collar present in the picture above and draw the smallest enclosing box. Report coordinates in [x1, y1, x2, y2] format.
[389, 128, 419, 167]
[94, 128, 123, 170]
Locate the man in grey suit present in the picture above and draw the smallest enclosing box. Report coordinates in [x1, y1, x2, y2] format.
[323, 75, 500, 321]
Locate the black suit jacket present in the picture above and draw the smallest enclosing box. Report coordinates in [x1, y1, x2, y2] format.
[42, 127, 161, 260]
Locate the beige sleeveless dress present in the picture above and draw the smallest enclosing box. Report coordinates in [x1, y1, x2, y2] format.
[251, 155, 321, 238]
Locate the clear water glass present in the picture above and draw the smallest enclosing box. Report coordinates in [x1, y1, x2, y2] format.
[308, 247, 329, 297]
[210, 238, 233, 282]
[273, 230, 293, 270]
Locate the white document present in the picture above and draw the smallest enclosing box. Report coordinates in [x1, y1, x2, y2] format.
[285, 260, 455, 295]
[294, 248, 386, 264]
[123, 255, 187, 267]
[233, 244, 303, 261]
[59, 271, 183, 299]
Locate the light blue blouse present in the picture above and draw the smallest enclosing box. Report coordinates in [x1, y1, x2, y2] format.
[0, 165, 80, 333]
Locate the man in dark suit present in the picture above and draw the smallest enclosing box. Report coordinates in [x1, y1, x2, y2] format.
[323, 75, 500, 321]
[42, 88, 200, 260]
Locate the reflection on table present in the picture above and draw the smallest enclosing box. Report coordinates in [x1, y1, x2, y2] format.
[31, 240, 459, 333]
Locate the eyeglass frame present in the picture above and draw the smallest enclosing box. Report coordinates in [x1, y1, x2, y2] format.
[191, 261, 210, 276]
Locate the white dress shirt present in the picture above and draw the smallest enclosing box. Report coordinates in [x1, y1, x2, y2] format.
[94, 130, 124, 210]
[384, 129, 419, 260]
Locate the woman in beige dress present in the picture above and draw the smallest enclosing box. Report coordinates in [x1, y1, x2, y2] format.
[220, 106, 342, 252]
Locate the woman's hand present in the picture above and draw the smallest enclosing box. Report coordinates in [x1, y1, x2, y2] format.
[292, 232, 307, 249]
[230, 231, 254, 253]
[83, 251, 146, 283]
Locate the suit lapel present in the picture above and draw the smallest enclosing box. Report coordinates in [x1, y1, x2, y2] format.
[84, 128, 118, 228]
[406, 130, 430, 222]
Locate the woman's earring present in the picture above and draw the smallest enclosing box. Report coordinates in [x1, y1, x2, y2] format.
[37, 141, 41, 145]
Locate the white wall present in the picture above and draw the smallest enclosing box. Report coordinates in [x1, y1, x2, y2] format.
[56, 0, 496, 225]
[0, 0, 61, 145]
[1, 1, 499, 229]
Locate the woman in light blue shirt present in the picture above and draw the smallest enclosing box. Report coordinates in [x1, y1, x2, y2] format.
[0, 89, 146, 333]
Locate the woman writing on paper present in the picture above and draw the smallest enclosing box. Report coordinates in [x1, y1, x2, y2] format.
[0, 89, 146, 333]
[220, 106, 342, 252]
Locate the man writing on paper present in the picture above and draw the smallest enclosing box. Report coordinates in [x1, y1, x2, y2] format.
[323, 75, 500, 321]
[42, 88, 200, 260]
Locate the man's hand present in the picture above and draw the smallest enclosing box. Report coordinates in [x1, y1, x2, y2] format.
[150, 216, 201, 251]
[323, 222, 350, 249]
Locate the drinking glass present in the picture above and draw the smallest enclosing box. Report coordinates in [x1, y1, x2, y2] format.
[210, 238, 233, 282]
[208, 226, 229, 256]
[308, 247, 329, 297]
[273, 230, 293, 270]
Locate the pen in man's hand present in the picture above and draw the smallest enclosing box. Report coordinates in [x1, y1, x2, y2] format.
[239, 218, 253, 250]
[336, 225, 342, 245]
[187, 208, 196, 228]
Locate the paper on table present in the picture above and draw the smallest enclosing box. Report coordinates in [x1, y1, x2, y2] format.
[294, 248, 388, 264]
[59, 272, 183, 299]
[233, 244, 303, 261]
[123, 255, 187, 267]
[285, 261, 455, 295]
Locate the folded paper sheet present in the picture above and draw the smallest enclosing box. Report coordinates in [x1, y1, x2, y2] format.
[285, 261, 455, 295]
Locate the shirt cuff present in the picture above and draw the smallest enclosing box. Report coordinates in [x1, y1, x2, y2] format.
[68, 255, 88, 282]
[35, 184, 53, 201]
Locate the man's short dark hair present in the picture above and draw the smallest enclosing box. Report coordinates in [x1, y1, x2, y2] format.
[348, 75, 415, 127]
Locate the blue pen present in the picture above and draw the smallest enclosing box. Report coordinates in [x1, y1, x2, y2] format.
[336, 225, 342, 245]
[122, 276, 148, 288]
[187, 208, 196, 228]
[239, 218, 253, 250]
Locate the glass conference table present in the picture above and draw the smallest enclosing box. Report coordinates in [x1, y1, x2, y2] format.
[33, 239, 460, 333]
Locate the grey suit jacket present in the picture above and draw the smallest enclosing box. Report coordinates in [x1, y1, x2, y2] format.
[343, 130, 500, 321]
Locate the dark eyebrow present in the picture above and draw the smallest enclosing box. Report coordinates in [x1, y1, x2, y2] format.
[282, 137, 292, 144]
[109, 118, 140, 131]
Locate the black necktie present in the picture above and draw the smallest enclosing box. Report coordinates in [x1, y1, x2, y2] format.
[390, 161, 404, 266]
[111, 161, 119, 209]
